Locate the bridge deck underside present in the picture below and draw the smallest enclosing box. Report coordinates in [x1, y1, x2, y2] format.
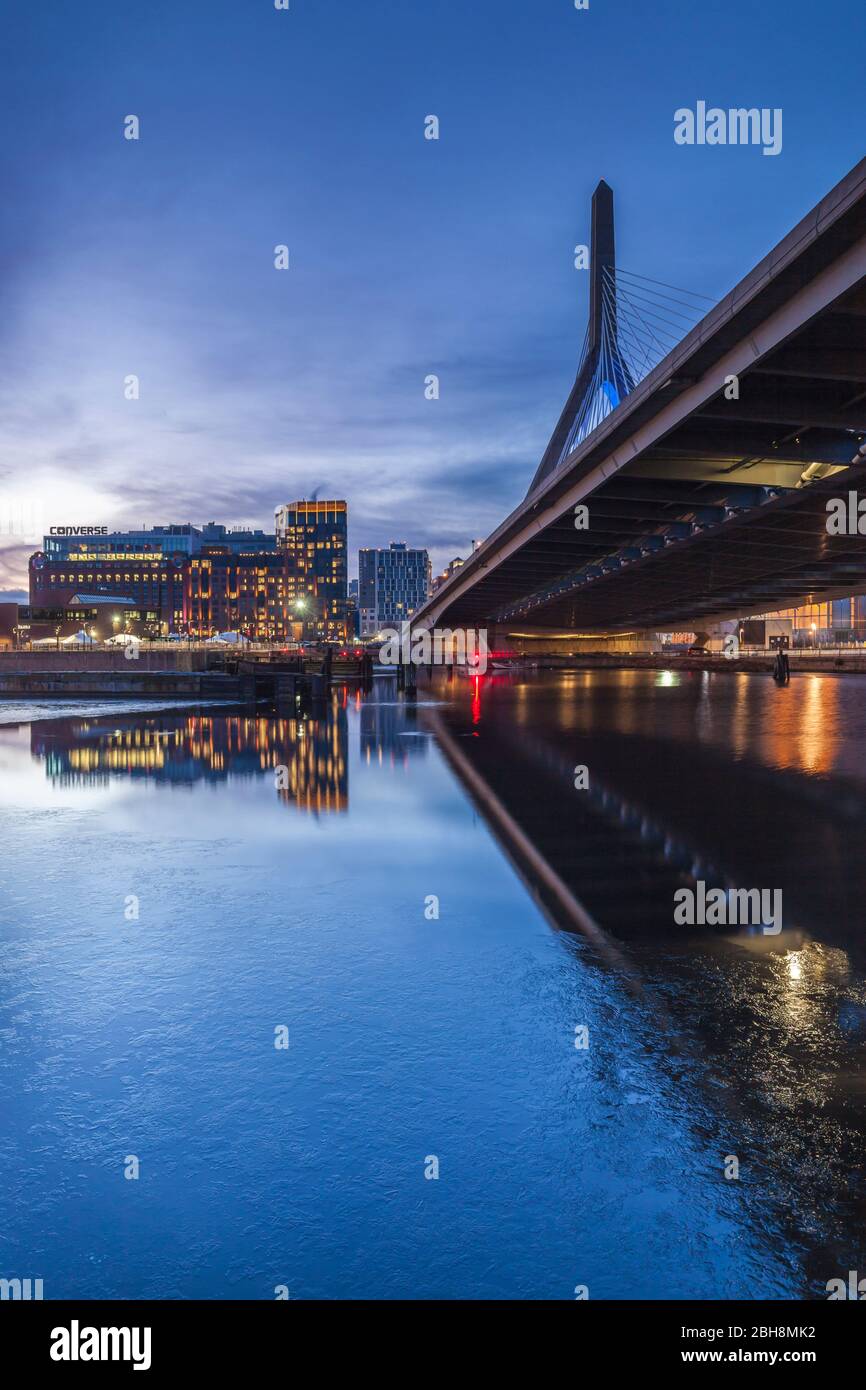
[439, 279, 866, 633]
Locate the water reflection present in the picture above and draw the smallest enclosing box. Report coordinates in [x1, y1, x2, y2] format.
[31, 704, 351, 814]
[3, 668, 866, 1298]
[27, 685, 435, 815]
[424, 668, 866, 1296]
[360, 696, 430, 766]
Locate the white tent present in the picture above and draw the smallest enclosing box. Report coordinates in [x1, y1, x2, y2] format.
[62, 629, 96, 646]
[207, 632, 252, 647]
[105, 633, 140, 648]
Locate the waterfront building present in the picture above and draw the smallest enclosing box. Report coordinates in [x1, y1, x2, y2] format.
[185, 550, 293, 641]
[14, 596, 147, 644]
[30, 521, 283, 638]
[358, 542, 430, 635]
[42, 523, 276, 564]
[749, 596, 866, 646]
[29, 551, 186, 633]
[275, 501, 348, 641]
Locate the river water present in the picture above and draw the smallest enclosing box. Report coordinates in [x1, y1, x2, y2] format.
[0, 669, 864, 1299]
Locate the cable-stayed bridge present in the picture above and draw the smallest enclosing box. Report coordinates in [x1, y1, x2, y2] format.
[416, 159, 866, 641]
[527, 179, 714, 492]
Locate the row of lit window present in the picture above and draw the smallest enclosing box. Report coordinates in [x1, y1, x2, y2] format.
[42, 572, 170, 584]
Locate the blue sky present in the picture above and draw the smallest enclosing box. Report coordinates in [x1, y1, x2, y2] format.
[1, 0, 863, 595]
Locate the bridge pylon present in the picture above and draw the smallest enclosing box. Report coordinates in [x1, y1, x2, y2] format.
[528, 179, 633, 495]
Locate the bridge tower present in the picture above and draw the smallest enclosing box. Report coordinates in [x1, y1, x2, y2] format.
[528, 179, 633, 495]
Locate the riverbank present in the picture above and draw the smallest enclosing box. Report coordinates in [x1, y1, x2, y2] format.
[2, 648, 865, 700]
[508, 651, 866, 675]
[0, 649, 360, 699]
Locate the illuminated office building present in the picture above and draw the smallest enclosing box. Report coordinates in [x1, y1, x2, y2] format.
[31, 523, 278, 635]
[274, 500, 348, 641]
[29, 551, 186, 632]
[42, 523, 276, 563]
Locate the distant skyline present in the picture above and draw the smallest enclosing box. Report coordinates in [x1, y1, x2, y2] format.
[2, 0, 864, 599]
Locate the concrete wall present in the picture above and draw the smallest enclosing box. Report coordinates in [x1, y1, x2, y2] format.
[0, 649, 211, 674]
[0, 669, 254, 699]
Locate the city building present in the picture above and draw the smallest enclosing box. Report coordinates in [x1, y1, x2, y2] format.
[275, 500, 348, 641]
[198, 524, 277, 554]
[42, 524, 198, 564]
[358, 542, 430, 635]
[431, 555, 465, 595]
[29, 550, 186, 633]
[31, 522, 280, 637]
[750, 596, 866, 646]
[29, 520, 286, 639]
[346, 581, 359, 638]
[186, 550, 293, 641]
[42, 523, 276, 564]
[14, 596, 146, 644]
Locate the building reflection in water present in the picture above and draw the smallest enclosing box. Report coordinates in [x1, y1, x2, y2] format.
[422, 668, 866, 1294]
[359, 690, 430, 769]
[31, 702, 350, 815]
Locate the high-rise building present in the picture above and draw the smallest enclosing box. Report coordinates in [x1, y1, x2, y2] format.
[358, 542, 430, 635]
[275, 500, 348, 641]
